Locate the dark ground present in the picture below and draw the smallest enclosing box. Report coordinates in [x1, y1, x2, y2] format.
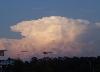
[1, 56, 100, 72]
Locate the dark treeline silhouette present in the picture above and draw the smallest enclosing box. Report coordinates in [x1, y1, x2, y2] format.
[1, 56, 100, 72]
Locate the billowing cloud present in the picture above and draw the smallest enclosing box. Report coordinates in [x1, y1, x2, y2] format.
[0, 16, 100, 60]
[10, 16, 88, 46]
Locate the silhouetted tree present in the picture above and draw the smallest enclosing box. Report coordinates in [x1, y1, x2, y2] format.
[4, 56, 100, 72]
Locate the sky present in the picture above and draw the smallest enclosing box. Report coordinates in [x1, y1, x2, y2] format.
[0, 0, 100, 38]
[0, 0, 100, 60]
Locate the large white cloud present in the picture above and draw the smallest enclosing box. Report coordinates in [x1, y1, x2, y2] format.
[0, 16, 99, 60]
[10, 16, 88, 45]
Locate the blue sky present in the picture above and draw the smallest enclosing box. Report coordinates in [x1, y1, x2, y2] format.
[0, 0, 100, 38]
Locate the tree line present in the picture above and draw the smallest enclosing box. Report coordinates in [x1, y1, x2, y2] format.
[1, 56, 100, 72]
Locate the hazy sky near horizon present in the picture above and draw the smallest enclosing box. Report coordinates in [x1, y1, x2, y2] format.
[0, 0, 100, 38]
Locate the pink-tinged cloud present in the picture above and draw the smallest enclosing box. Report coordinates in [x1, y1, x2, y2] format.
[0, 16, 99, 60]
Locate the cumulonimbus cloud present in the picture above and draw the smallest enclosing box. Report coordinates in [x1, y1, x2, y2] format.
[0, 16, 100, 60]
